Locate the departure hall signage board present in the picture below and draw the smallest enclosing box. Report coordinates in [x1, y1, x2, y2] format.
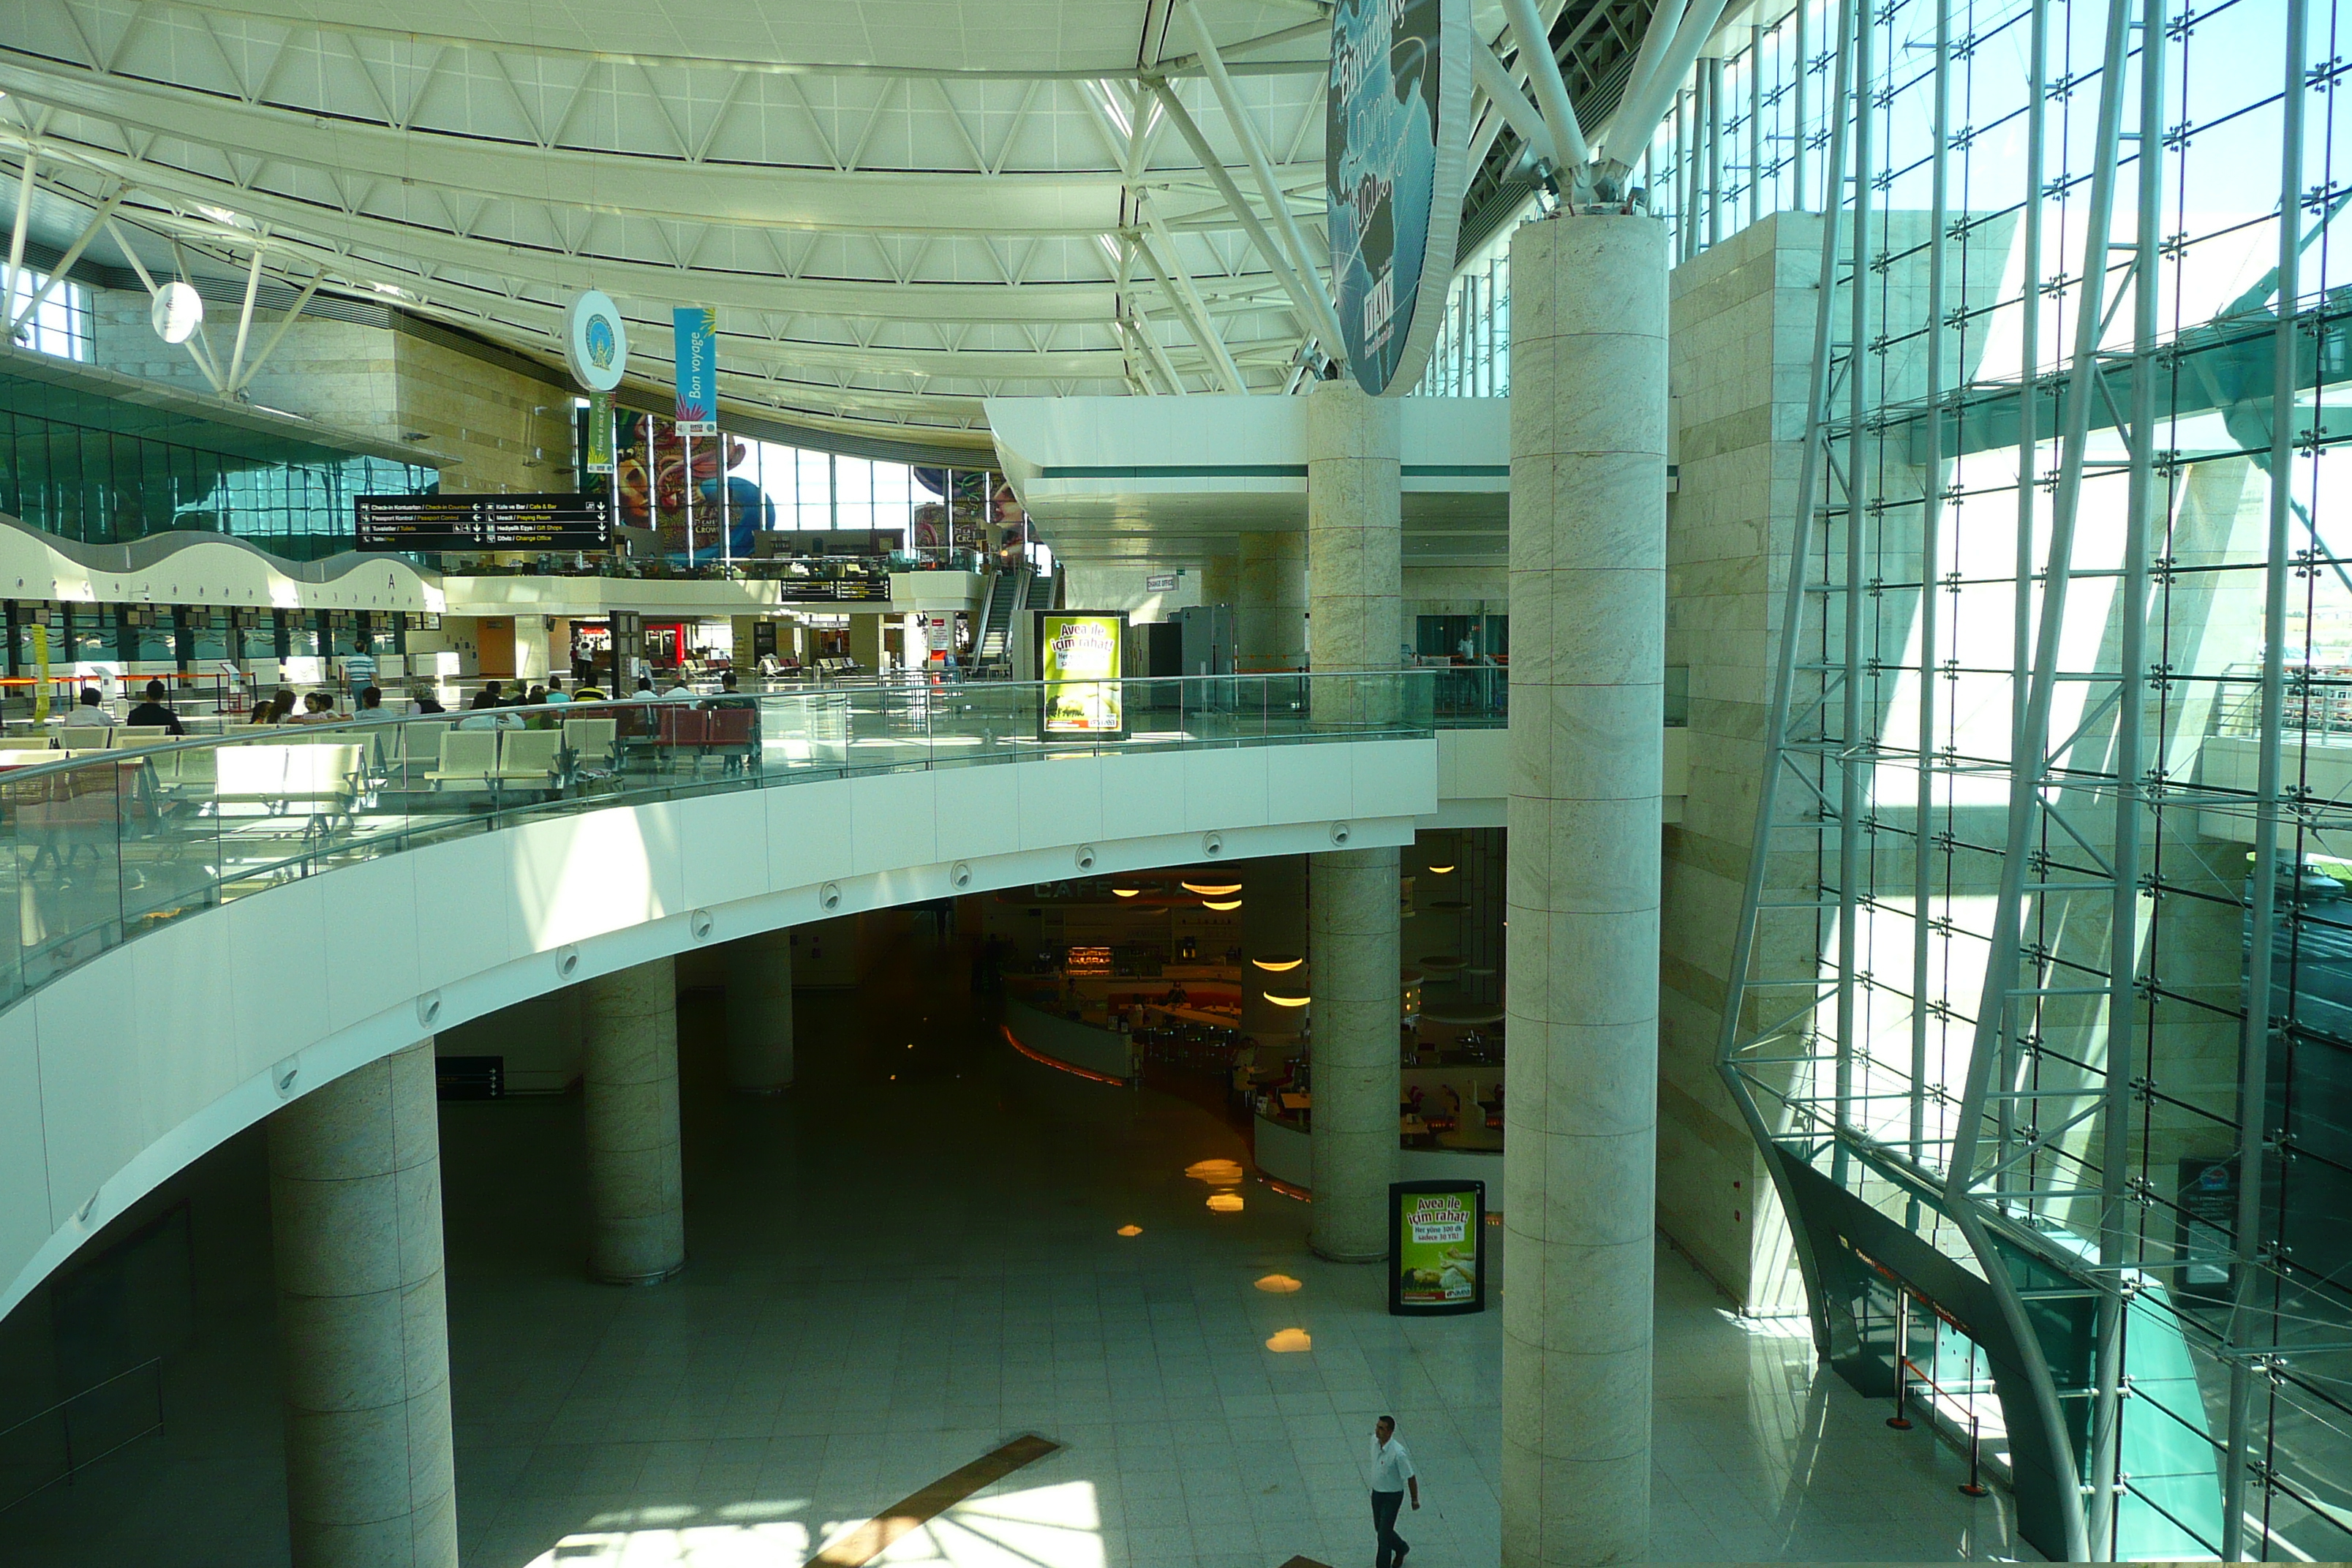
[355, 494, 613, 551]
[1327, 0, 1471, 396]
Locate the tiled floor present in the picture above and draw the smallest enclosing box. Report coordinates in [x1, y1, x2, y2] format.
[2, 916, 2038, 1565]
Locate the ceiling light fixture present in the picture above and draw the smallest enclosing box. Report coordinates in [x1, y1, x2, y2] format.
[1425, 864, 1455, 874]
[1264, 990, 1311, 1008]
[1252, 954, 1303, 972]
[1202, 898, 1242, 911]
[1180, 880, 1241, 896]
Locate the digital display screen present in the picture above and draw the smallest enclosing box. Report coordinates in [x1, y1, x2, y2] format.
[355, 493, 613, 551]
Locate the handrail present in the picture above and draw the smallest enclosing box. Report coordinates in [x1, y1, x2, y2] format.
[0, 670, 1439, 1011]
[0, 1356, 166, 1515]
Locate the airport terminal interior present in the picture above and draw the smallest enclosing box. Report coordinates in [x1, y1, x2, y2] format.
[0, 0, 2342, 1563]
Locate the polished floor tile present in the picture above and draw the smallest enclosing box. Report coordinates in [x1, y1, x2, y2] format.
[1, 919, 2036, 1564]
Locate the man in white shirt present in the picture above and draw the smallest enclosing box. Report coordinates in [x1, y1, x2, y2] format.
[61, 687, 113, 731]
[1371, 1415, 1417, 1567]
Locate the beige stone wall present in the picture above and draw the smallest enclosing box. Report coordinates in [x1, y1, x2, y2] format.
[1656, 213, 1822, 1316]
[88, 287, 570, 495]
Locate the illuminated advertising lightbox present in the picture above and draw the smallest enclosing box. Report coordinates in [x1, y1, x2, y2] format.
[1036, 611, 1128, 740]
[1388, 1179, 1485, 1316]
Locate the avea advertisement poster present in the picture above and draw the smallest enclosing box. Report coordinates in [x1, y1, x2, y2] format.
[1039, 612, 1126, 738]
[1392, 1183, 1483, 1313]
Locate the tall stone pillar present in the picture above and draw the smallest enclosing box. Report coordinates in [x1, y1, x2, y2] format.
[726, 927, 795, 1093]
[1308, 846, 1401, 1259]
[1236, 532, 1307, 671]
[1303, 376, 1403, 1260]
[584, 957, 687, 1283]
[1200, 550, 1239, 613]
[1240, 854, 1308, 1042]
[269, 1041, 459, 1568]
[1305, 378, 1402, 674]
[1501, 214, 1667, 1567]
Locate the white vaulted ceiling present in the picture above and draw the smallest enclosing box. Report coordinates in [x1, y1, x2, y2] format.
[0, 0, 1344, 443]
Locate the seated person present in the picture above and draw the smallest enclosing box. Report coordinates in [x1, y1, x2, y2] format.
[62, 687, 113, 730]
[125, 679, 185, 736]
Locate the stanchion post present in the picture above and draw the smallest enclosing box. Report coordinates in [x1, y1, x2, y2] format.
[1959, 1336, 1991, 1497]
[1888, 1286, 1915, 1430]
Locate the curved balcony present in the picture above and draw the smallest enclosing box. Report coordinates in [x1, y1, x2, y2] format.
[0, 671, 1444, 1320]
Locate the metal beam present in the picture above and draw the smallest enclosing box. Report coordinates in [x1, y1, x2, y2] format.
[1499, 0, 1588, 167]
[1148, 80, 1348, 361]
[2, 146, 31, 325]
[1471, 37, 1558, 166]
[1135, 201, 1247, 392]
[5, 178, 124, 333]
[1171, 5, 1349, 358]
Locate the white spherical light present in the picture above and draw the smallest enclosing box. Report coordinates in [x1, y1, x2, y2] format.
[151, 281, 205, 345]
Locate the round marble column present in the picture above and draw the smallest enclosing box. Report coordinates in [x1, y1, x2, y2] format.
[1302, 376, 1405, 1261]
[584, 957, 687, 1284]
[1305, 377, 1403, 676]
[1308, 845, 1402, 1259]
[269, 1040, 458, 1568]
[1501, 213, 1667, 1568]
[725, 927, 795, 1093]
[1236, 532, 1308, 672]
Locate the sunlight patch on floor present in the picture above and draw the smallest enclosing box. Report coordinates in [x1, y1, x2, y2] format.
[862, 1480, 1104, 1567]
[524, 1514, 811, 1565]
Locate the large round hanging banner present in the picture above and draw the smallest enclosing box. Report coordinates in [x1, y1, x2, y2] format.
[564, 290, 630, 393]
[1327, 0, 1472, 396]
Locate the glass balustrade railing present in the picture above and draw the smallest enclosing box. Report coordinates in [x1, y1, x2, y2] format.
[0, 670, 1436, 1007]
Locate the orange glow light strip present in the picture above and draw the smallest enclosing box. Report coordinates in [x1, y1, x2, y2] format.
[1000, 1024, 1129, 1087]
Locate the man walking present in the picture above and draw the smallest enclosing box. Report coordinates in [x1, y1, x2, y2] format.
[1371, 1414, 1418, 1567]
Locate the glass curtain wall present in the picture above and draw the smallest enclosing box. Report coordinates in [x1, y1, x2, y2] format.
[1415, 0, 2352, 1555]
[0, 406, 430, 557]
[1686, 0, 2352, 1559]
[2, 271, 94, 362]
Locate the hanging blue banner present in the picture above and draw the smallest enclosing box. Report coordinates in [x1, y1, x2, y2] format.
[673, 306, 717, 434]
[1327, 0, 1472, 395]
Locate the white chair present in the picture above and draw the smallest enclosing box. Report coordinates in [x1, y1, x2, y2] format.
[395, 720, 451, 769]
[493, 729, 562, 785]
[0, 736, 56, 753]
[107, 726, 172, 748]
[279, 743, 365, 813]
[561, 717, 617, 772]
[214, 744, 293, 810]
[426, 730, 497, 787]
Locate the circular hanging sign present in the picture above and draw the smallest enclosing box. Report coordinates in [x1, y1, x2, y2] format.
[150, 280, 205, 345]
[564, 290, 629, 392]
[1327, 0, 1473, 396]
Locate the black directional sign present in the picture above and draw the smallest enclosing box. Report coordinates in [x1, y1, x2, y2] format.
[355, 493, 613, 551]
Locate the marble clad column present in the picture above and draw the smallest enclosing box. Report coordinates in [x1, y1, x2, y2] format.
[1501, 214, 1668, 1567]
[1201, 550, 1239, 613]
[269, 1040, 459, 1568]
[1308, 845, 1401, 1259]
[1303, 375, 1405, 1261]
[725, 927, 795, 1093]
[584, 957, 687, 1283]
[1305, 377, 1403, 675]
[1236, 532, 1308, 671]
